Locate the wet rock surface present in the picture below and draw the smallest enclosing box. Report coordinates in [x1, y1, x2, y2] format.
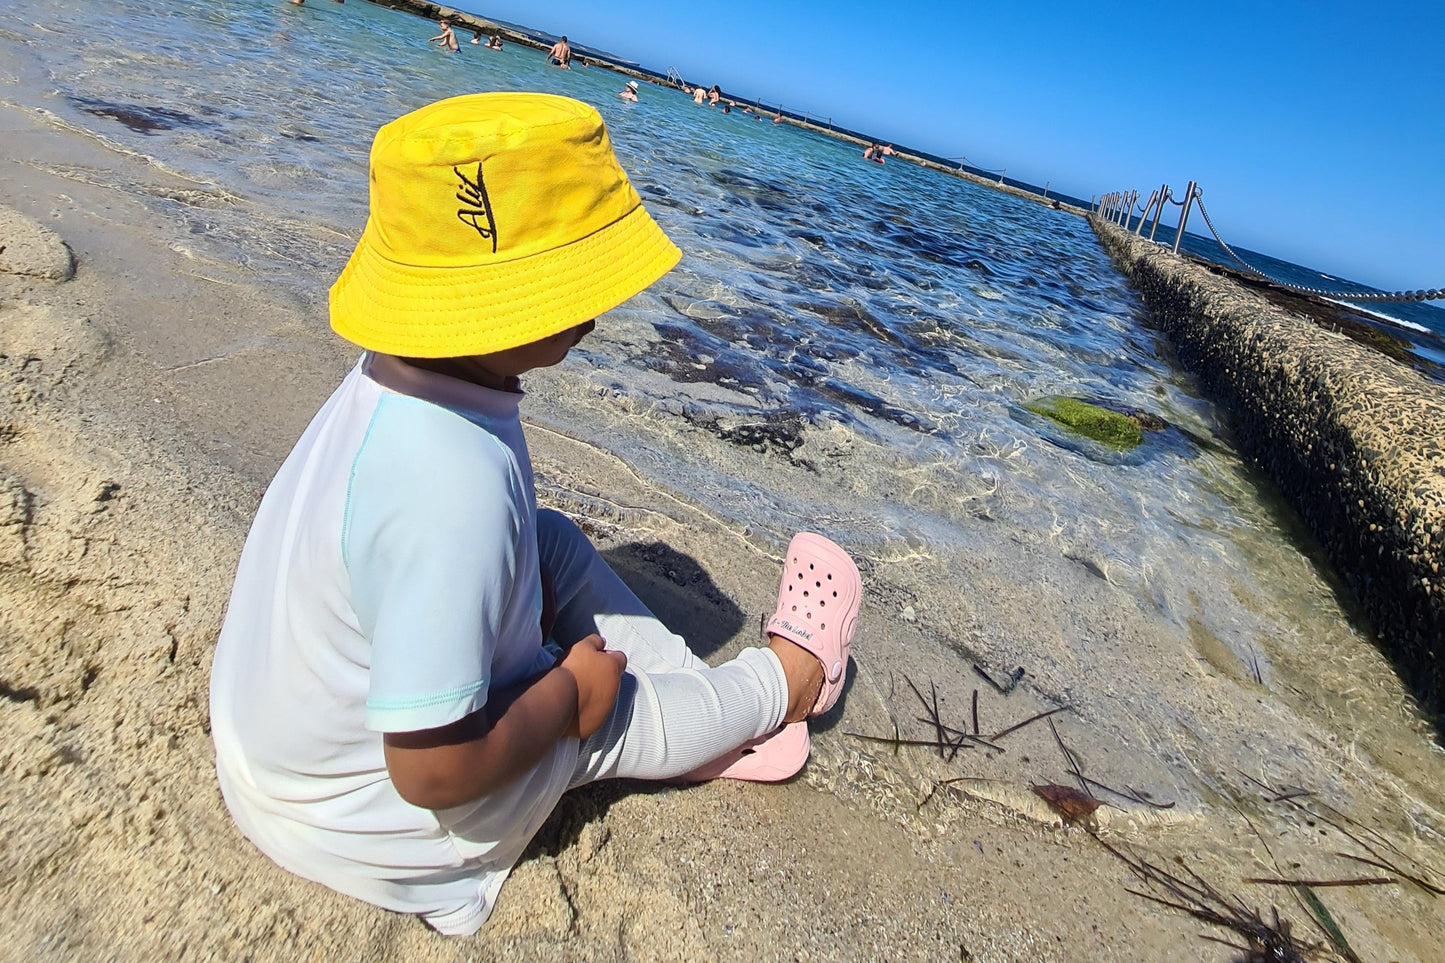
[1093, 218, 1445, 716]
[1022, 396, 1146, 450]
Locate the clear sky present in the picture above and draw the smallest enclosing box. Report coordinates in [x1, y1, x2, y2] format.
[456, 0, 1442, 293]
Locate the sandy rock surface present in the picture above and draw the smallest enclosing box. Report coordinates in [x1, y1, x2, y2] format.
[0, 204, 74, 280]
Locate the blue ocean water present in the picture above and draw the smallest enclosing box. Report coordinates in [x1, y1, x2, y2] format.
[5, 0, 1441, 827]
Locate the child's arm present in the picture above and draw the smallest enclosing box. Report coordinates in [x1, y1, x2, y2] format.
[383, 634, 625, 810]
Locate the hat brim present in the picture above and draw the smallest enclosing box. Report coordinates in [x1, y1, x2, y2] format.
[330, 203, 681, 358]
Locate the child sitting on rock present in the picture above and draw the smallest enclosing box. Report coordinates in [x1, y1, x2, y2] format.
[208, 92, 861, 936]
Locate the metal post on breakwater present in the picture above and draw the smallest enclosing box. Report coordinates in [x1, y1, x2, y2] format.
[1172, 180, 1198, 254]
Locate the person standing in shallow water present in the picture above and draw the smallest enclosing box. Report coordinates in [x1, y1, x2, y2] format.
[547, 35, 571, 67]
[429, 20, 459, 52]
[619, 80, 639, 102]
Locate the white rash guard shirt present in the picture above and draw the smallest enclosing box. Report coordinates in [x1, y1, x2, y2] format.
[209, 353, 574, 936]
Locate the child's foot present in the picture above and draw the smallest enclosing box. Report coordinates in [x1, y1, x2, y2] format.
[764, 532, 861, 721]
[675, 533, 861, 785]
[768, 633, 825, 724]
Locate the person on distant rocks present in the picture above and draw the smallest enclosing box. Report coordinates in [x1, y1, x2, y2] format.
[692, 85, 706, 105]
[429, 20, 459, 53]
[619, 80, 639, 102]
[547, 35, 572, 67]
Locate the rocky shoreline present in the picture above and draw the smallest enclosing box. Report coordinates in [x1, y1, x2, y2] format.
[1092, 217, 1445, 717]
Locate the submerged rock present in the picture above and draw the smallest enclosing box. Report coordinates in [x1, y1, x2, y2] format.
[1023, 396, 1144, 450]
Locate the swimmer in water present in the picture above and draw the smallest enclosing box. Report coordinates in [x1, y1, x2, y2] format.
[429, 20, 459, 53]
[619, 80, 639, 102]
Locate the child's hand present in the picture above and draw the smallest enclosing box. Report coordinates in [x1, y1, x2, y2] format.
[560, 634, 626, 739]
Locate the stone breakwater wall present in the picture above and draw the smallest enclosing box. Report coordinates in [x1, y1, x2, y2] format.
[1092, 218, 1445, 713]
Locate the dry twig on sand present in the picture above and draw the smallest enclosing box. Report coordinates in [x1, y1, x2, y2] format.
[1237, 770, 1445, 898]
[1092, 834, 1328, 962]
[850, 675, 1074, 760]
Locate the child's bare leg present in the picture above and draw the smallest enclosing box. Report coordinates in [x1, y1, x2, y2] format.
[768, 635, 825, 724]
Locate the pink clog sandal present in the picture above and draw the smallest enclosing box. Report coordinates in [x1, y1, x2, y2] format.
[678, 532, 860, 784]
[676, 721, 810, 783]
[765, 532, 861, 715]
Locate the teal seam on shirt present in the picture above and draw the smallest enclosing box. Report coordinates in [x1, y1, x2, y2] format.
[341, 398, 388, 571]
[367, 678, 488, 712]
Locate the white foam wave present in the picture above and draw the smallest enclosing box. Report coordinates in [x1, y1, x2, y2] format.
[1326, 298, 1430, 333]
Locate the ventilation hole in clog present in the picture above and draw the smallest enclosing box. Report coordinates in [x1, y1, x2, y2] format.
[832, 590, 838, 598]
[806, 611, 813, 619]
[819, 599, 826, 607]
[808, 563, 815, 570]
[803, 590, 810, 598]
[827, 572, 833, 580]
[820, 622, 826, 630]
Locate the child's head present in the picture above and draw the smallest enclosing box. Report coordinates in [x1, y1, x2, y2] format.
[329, 94, 680, 365]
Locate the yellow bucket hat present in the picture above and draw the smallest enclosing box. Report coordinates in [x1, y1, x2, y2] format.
[330, 92, 681, 357]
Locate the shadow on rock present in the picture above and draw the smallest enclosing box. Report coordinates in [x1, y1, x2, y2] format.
[600, 541, 746, 660]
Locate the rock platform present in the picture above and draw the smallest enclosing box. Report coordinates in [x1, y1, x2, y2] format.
[1092, 217, 1444, 715]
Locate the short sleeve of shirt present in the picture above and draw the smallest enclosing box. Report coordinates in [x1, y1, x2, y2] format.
[344, 395, 528, 733]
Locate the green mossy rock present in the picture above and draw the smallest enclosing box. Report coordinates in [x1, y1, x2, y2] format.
[1024, 396, 1144, 450]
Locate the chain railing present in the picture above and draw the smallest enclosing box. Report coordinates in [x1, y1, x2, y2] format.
[1190, 193, 1443, 303]
[1093, 185, 1441, 303]
[956, 156, 1007, 184]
